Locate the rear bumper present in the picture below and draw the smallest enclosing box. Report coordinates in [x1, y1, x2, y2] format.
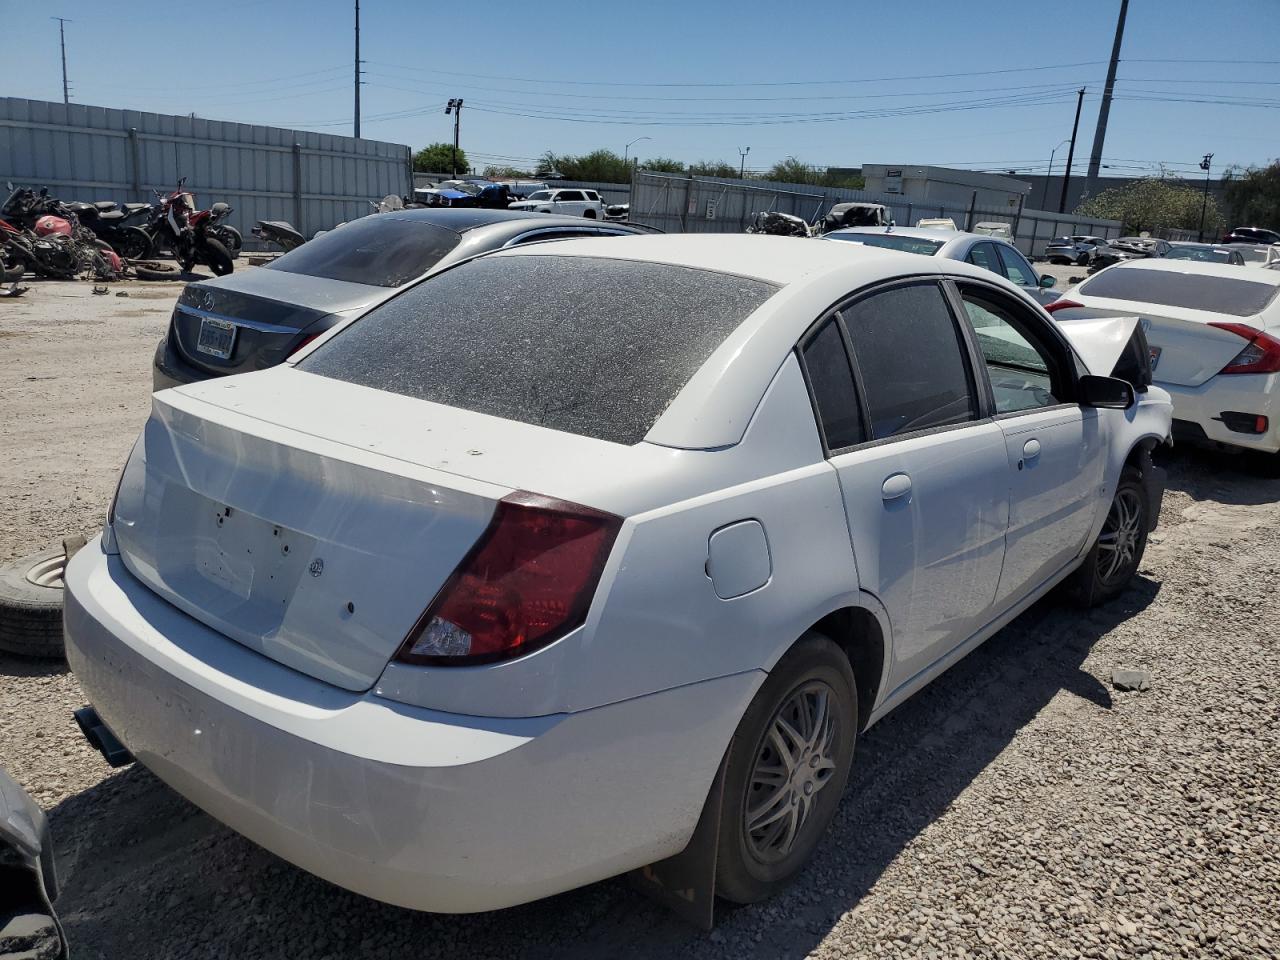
[64, 541, 759, 913]
[1158, 372, 1280, 453]
[152, 336, 201, 391]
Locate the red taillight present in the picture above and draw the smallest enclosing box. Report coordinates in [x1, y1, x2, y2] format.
[1209, 322, 1280, 375]
[395, 492, 622, 666]
[1044, 298, 1085, 315]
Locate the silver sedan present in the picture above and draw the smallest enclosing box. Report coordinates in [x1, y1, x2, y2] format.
[824, 226, 1061, 305]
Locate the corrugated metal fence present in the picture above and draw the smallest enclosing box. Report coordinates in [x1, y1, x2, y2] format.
[628, 171, 1123, 258]
[0, 98, 412, 250]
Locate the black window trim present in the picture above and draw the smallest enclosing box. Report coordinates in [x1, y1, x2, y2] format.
[943, 277, 1083, 421]
[796, 276, 994, 458]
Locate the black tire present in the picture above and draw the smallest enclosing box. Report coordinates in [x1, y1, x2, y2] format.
[0, 546, 69, 659]
[111, 226, 152, 260]
[1076, 252, 1090, 266]
[200, 236, 234, 276]
[212, 225, 242, 258]
[715, 632, 857, 904]
[132, 260, 182, 281]
[1068, 466, 1150, 607]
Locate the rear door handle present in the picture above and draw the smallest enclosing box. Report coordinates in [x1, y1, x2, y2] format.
[1023, 438, 1041, 459]
[881, 473, 912, 500]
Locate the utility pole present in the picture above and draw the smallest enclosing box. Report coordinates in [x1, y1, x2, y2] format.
[738, 146, 750, 179]
[353, 0, 361, 138]
[1198, 153, 1214, 242]
[1084, 0, 1129, 197]
[445, 99, 464, 176]
[52, 18, 71, 104]
[1042, 139, 1070, 210]
[1058, 88, 1086, 214]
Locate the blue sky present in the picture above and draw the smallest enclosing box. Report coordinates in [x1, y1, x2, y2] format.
[4, 0, 1278, 179]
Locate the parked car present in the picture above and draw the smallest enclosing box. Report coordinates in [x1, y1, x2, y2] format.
[972, 221, 1013, 240]
[67, 235, 1169, 917]
[824, 226, 1061, 305]
[1235, 244, 1280, 268]
[0, 767, 67, 960]
[1091, 236, 1171, 270]
[153, 209, 649, 390]
[915, 217, 957, 230]
[1044, 235, 1108, 266]
[508, 188, 606, 218]
[1221, 227, 1280, 246]
[1048, 258, 1280, 454]
[1162, 243, 1245, 266]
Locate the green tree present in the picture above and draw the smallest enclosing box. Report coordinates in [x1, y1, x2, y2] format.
[481, 164, 531, 179]
[1222, 160, 1280, 228]
[642, 156, 686, 174]
[688, 160, 740, 178]
[538, 149, 632, 183]
[414, 142, 468, 174]
[764, 157, 822, 185]
[1075, 177, 1223, 234]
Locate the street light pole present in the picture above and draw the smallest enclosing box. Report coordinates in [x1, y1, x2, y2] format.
[1198, 153, 1214, 242]
[739, 146, 750, 179]
[445, 99, 464, 177]
[624, 136, 652, 166]
[1041, 139, 1070, 210]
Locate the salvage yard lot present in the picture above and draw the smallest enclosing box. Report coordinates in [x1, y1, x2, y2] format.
[1, 273, 1278, 959]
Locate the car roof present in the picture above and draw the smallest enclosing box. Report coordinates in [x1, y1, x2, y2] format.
[1167, 242, 1230, 249]
[1105, 256, 1280, 285]
[381, 208, 599, 233]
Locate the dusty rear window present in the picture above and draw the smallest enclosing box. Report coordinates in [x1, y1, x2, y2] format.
[826, 233, 944, 256]
[265, 217, 460, 287]
[299, 255, 777, 444]
[1078, 267, 1280, 317]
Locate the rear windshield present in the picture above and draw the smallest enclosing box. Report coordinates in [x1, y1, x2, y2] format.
[1163, 247, 1235, 264]
[826, 233, 944, 256]
[266, 217, 459, 287]
[1078, 267, 1280, 317]
[299, 255, 777, 444]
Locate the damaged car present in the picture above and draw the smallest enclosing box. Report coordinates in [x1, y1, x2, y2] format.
[65, 236, 1170, 922]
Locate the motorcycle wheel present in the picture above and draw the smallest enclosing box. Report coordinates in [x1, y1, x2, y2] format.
[199, 237, 234, 276]
[112, 227, 152, 261]
[212, 226, 242, 258]
[132, 260, 182, 281]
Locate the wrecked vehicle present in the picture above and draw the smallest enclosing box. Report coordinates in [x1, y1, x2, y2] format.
[65, 236, 1169, 926]
[0, 768, 66, 960]
[819, 201, 892, 233]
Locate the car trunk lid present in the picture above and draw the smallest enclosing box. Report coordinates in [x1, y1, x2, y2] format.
[170, 271, 380, 378]
[112, 388, 510, 691]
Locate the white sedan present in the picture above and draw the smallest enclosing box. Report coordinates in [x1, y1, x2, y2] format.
[1049, 258, 1280, 454]
[64, 235, 1171, 916]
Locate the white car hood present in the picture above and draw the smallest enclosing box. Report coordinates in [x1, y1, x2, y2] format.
[1055, 315, 1141, 376]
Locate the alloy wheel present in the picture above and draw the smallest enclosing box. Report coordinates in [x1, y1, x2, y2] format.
[744, 681, 841, 863]
[1096, 487, 1143, 586]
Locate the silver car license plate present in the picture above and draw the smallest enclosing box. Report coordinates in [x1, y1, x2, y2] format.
[196, 317, 237, 359]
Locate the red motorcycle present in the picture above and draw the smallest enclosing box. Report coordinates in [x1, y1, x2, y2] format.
[0, 184, 120, 280]
[148, 178, 233, 276]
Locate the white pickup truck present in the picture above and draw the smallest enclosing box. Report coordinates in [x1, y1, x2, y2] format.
[508, 188, 606, 219]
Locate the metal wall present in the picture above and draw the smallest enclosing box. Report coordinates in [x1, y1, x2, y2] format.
[1, 98, 412, 249]
[627, 172, 1123, 258]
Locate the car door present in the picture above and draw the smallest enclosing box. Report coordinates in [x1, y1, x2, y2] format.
[554, 190, 586, 215]
[994, 242, 1056, 305]
[951, 280, 1104, 606]
[798, 280, 1011, 687]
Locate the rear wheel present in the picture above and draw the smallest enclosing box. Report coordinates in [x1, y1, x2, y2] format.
[199, 236, 234, 276]
[715, 632, 857, 904]
[1076, 252, 1090, 266]
[112, 226, 152, 260]
[1068, 467, 1149, 606]
[583, 209, 597, 219]
[132, 260, 181, 281]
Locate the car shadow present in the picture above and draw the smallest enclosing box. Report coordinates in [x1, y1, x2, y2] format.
[45, 576, 1158, 960]
[1158, 444, 1280, 507]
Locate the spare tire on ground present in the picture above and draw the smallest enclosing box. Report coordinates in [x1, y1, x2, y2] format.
[131, 260, 181, 281]
[0, 537, 84, 660]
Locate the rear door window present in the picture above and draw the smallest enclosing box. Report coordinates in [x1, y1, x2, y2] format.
[265, 217, 459, 287]
[1078, 267, 1280, 316]
[996, 245, 1037, 287]
[841, 283, 977, 439]
[965, 242, 1001, 276]
[299, 255, 777, 445]
[801, 319, 865, 450]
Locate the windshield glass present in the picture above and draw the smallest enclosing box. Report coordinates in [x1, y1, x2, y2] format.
[826, 233, 944, 256]
[1079, 267, 1280, 317]
[265, 217, 460, 287]
[299, 255, 777, 444]
[525, 190, 554, 201]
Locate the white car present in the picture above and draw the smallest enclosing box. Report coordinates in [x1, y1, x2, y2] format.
[64, 235, 1171, 916]
[508, 188, 606, 219]
[1049, 258, 1280, 453]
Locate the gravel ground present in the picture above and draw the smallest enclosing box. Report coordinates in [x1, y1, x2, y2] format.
[1, 273, 1278, 959]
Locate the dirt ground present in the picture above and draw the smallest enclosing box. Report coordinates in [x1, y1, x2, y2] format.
[1, 272, 1278, 959]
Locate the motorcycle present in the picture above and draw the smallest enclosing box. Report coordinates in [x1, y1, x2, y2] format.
[251, 219, 306, 253]
[57, 200, 153, 260]
[205, 201, 242, 259]
[0, 184, 121, 280]
[148, 178, 233, 276]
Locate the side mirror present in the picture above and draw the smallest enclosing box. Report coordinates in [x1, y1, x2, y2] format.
[1079, 374, 1134, 410]
[1039, 274, 1057, 288]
